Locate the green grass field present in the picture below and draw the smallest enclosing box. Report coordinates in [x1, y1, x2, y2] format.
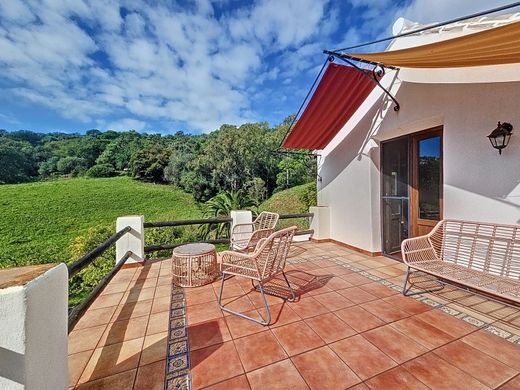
[0, 177, 201, 268]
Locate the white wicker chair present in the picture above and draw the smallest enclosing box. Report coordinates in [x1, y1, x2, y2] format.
[219, 226, 297, 325]
[230, 211, 279, 252]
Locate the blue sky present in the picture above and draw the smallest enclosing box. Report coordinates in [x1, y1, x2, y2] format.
[0, 0, 512, 134]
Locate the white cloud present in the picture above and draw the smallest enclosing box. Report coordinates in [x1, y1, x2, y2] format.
[106, 118, 146, 132]
[2, 0, 514, 133]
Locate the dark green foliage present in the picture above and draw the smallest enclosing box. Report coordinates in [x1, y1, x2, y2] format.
[0, 139, 36, 183]
[56, 156, 88, 175]
[201, 190, 258, 239]
[129, 144, 170, 182]
[86, 164, 117, 178]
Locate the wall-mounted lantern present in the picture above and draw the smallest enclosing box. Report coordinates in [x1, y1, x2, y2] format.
[487, 122, 513, 155]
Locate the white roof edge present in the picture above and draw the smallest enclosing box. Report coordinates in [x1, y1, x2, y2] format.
[393, 12, 520, 37]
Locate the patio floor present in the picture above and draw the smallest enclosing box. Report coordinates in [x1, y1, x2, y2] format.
[68, 241, 520, 389]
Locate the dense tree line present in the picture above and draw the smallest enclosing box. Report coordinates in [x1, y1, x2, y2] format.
[0, 117, 316, 202]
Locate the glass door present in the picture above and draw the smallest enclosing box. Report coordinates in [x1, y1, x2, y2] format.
[381, 137, 409, 255]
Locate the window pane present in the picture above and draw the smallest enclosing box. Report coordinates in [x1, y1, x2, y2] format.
[418, 136, 441, 220]
[382, 138, 408, 197]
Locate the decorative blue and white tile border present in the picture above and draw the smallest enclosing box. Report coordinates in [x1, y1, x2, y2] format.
[164, 286, 191, 390]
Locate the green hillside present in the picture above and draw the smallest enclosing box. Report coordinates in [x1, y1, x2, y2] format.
[260, 182, 316, 229]
[0, 177, 201, 268]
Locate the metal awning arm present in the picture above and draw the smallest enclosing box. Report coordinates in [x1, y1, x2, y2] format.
[323, 50, 400, 112]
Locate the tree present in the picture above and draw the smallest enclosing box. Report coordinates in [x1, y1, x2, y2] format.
[129, 145, 170, 182]
[86, 164, 117, 178]
[56, 156, 88, 175]
[0, 141, 35, 183]
[201, 190, 258, 238]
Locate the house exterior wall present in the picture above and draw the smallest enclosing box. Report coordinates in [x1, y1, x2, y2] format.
[318, 76, 520, 253]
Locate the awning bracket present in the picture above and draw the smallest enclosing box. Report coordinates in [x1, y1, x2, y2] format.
[324, 51, 400, 112]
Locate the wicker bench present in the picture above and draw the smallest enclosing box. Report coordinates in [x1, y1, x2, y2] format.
[401, 219, 520, 304]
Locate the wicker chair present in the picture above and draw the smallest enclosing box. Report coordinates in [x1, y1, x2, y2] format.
[230, 211, 279, 252]
[218, 226, 297, 325]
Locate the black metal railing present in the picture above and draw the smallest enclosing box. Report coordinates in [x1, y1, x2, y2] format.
[143, 212, 314, 253]
[67, 212, 314, 329]
[67, 225, 133, 331]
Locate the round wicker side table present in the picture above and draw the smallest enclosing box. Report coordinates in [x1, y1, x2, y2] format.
[171, 243, 218, 287]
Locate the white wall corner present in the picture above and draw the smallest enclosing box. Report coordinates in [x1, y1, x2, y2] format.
[310, 206, 330, 240]
[116, 215, 144, 265]
[0, 263, 69, 390]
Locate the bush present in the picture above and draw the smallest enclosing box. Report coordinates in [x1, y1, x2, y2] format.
[56, 156, 88, 176]
[67, 226, 114, 308]
[300, 181, 317, 209]
[86, 164, 117, 178]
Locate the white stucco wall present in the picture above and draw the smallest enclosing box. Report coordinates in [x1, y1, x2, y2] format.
[318, 75, 520, 253]
[0, 264, 68, 390]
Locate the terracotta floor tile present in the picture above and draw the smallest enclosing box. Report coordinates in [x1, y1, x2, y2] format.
[348, 383, 370, 390]
[204, 375, 251, 390]
[312, 291, 355, 311]
[75, 369, 136, 390]
[363, 325, 428, 363]
[69, 350, 93, 387]
[134, 360, 165, 390]
[145, 310, 169, 336]
[271, 321, 325, 356]
[305, 312, 357, 343]
[246, 289, 285, 309]
[382, 295, 431, 315]
[292, 346, 361, 389]
[129, 277, 157, 290]
[499, 375, 520, 389]
[403, 353, 490, 390]
[415, 308, 478, 338]
[191, 341, 244, 388]
[219, 294, 256, 316]
[78, 337, 143, 383]
[69, 325, 106, 354]
[247, 359, 309, 390]
[89, 292, 124, 310]
[334, 306, 385, 332]
[462, 330, 520, 370]
[304, 282, 334, 296]
[188, 318, 232, 351]
[330, 335, 397, 380]
[110, 300, 153, 322]
[359, 282, 398, 298]
[150, 295, 171, 314]
[324, 276, 354, 290]
[123, 287, 156, 303]
[187, 301, 223, 325]
[268, 302, 301, 328]
[337, 286, 378, 304]
[287, 296, 329, 319]
[101, 282, 129, 295]
[234, 330, 288, 371]
[140, 331, 167, 366]
[154, 284, 171, 298]
[340, 273, 372, 286]
[434, 340, 517, 388]
[74, 306, 117, 330]
[98, 316, 148, 346]
[365, 366, 428, 390]
[215, 282, 245, 299]
[362, 299, 411, 323]
[156, 276, 172, 286]
[321, 265, 353, 276]
[224, 309, 267, 339]
[390, 317, 454, 349]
